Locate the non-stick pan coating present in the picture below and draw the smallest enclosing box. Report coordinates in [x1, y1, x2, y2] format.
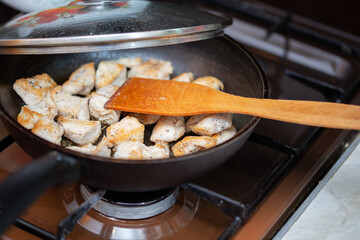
[0, 36, 268, 192]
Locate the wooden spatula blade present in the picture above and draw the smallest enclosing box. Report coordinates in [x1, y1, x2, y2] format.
[105, 77, 232, 116]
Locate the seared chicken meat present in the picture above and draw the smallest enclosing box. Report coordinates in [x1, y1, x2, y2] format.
[95, 61, 127, 89]
[106, 116, 145, 148]
[17, 106, 44, 130]
[67, 144, 96, 155]
[51, 86, 90, 120]
[192, 76, 224, 91]
[171, 136, 217, 157]
[128, 59, 173, 80]
[67, 137, 111, 157]
[171, 72, 194, 82]
[212, 125, 237, 145]
[62, 62, 95, 95]
[96, 85, 119, 98]
[57, 116, 101, 146]
[17, 91, 57, 129]
[113, 140, 169, 160]
[13, 73, 57, 106]
[186, 113, 233, 136]
[126, 113, 161, 125]
[93, 137, 112, 157]
[150, 116, 185, 142]
[116, 57, 142, 68]
[31, 117, 64, 145]
[89, 92, 120, 125]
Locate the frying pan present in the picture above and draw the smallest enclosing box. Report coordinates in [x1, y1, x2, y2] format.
[0, 36, 268, 231]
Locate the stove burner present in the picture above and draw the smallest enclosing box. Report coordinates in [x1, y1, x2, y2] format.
[80, 185, 179, 220]
[61, 184, 199, 239]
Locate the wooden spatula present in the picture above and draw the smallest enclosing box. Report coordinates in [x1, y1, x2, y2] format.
[105, 77, 360, 130]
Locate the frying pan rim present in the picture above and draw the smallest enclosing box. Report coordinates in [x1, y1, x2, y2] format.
[0, 35, 269, 164]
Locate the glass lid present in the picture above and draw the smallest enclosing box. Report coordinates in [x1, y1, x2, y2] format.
[0, 0, 232, 54]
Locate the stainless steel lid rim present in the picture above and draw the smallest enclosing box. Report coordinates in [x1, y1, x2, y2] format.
[0, 29, 225, 54]
[0, 24, 227, 47]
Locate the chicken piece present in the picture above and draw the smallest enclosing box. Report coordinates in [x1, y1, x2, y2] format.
[67, 144, 96, 155]
[106, 116, 145, 148]
[62, 62, 95, 95]
[113, 140, 169, 160]
[67, 137, 111, 157]
[17, 107, 44, 130]
[212, 125, 237, 145]
[96, 85, 119, 98]
[116, 57, 142, 68]
[128, 59, 173, 80]
[17, 91, 58, 129]
[126, 113, 161, 125]
[50, 86, 90, 120]
[171, 136, 217, 157]
[113, 140, 146, 160]
[146, 141, 170, 159]
[13, 73, 57, 105]
[93, 137, 111, 157]
[150, 116, 185, 142]
[186, 114, 232, 136]
[192, 76, 224, 91]
[31, 117, 64, 145]
[95, 61, 127, 89]
[57, 116, 101, 146]
[32, 90, 58, 118]
[89, 92, 120, 125]
[171, 72, 194, 82]
[185, 114, 208, 133]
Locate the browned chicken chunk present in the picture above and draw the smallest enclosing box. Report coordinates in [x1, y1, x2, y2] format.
[186, 113, 233, 136]
[95, 61, 127, 89]
[150, 116, 185, 142]
[106, 116, 145, 148]
[171, 72, 194, 82]
[57, 116, 101, 146]
[17, 91, 57, 129]
[113, 140, 169, 160]
[171, 136, 217, 157]
[50, 86, 90, 120]
[89, 92, 120, 125]
[126, 113, 161, 125]
[31, 117, 64, 145]
[128, 58, 173, 80]
[116, 57, 143, 68]
[13, 73, 57, 106]
[62, 62, 95, 95]
[212, 125, 237, 145]
[192, 76, 224, 91]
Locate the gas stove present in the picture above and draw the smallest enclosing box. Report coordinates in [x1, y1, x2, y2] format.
[1, 1, 360, 239]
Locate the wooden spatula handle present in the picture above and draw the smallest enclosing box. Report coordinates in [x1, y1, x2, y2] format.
[226, 96, 360, 130]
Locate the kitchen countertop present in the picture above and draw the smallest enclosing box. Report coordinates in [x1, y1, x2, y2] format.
[275, 137, 360, 240]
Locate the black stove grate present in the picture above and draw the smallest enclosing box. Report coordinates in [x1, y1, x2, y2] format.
[197, 0, 360, 58]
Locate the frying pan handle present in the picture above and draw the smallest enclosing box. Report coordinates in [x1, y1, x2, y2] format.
[0, 151, 81, 234]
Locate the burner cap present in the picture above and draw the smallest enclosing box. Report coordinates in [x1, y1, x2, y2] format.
[80, 185, 179, 220]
